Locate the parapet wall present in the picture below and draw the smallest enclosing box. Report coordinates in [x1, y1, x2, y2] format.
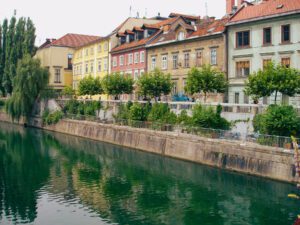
[0, 111, 296, 183]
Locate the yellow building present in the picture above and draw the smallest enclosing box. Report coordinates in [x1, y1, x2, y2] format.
[72, 37, 110, 90]
[36, 33, 100, 91]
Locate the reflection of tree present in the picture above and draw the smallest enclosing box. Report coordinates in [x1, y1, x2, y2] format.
[0, 125, 52, 223]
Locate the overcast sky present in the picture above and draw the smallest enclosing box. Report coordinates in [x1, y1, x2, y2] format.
[1, 0, 226, 46]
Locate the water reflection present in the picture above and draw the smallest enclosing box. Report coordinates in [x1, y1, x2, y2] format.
[0, 122, 298, 225]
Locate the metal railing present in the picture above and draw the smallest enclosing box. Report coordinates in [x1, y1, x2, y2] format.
[62, 113, 299, 149]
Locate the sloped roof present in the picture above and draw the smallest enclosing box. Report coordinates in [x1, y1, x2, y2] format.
[40, 33, 101, 49]
[229, 0, 300, 24]
[169, 12, 200, 21]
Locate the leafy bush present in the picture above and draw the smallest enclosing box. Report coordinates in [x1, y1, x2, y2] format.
[253, 105, 300, 137]
[42, 110, 64, 125]
[189, 104, 231, 130]
[64, 100, 101, 116]
[0, 99, 5, 108]
[148, 103, 177, 124]
[177, 110, 191, 125]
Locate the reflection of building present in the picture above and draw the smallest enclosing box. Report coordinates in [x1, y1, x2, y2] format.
[146, 13, 228, 102]
[36, 34, 99, 91]
[226, 0, 300, 105]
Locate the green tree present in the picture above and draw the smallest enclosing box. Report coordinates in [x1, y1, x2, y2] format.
[5, 55, 49, 121]
[245, 62, 300, 104]
[62, 86, 75, 98]
[185, 65, 228, 102]
[3, 16, 16, 94]
[253, 105, 300, 137]
[137, 68, 172, 101]
[78, 76, 102, 96]
[23, 18, 36, 56]
[102, 72, 134, 100]
[0, 19, 8, 96]
[147, 103, 177, 124]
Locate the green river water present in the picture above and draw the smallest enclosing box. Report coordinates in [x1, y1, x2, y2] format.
[0, 122, 299, 225]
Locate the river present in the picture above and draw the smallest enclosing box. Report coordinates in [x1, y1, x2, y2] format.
[0, 122, 298, 225]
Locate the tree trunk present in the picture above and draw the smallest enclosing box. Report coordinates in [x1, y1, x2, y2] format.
[204, 92, 207, 103]
[274, 91, 278, 105]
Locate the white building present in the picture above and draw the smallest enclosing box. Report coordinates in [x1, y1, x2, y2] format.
[226, 0, 300, 105]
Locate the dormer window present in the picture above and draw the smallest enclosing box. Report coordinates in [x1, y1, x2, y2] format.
[126, 35, 130, 43]
[178, 31, 185, 41]
[144, 29, 148, 38]
[135, 32, 139, 41]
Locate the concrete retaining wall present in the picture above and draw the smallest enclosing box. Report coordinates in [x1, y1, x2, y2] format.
[0, 111, 297, 183]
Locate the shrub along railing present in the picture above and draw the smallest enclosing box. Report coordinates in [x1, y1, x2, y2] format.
[63, 113, 298, 150]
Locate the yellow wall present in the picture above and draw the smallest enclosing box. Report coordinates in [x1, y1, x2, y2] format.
[35, 46, 74, 90]
[72, 39, 110, 91]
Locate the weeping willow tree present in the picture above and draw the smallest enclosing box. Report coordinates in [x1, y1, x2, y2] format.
[5, 55, 49, 121]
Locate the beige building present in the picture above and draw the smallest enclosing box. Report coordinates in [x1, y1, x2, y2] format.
[36, 33, 100, 91]
[146, 14, 228, 102]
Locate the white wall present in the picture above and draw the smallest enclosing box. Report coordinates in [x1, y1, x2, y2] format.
[227, 14, 300, 105]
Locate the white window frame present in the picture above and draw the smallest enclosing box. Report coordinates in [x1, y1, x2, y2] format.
[151, 56, 156, 70]
[134, 52, 139, 64]
[120, 55, 124, 66]
[54, 68, 61, 83]
[210, 48, 217, 65]
[178, 31, 185, 41]
[162, 55, 168, 70]
[98, 60, 102, 72]
[103, 58, 108, 71]
[128, 54, 133, 65]
[113, 57, 117, 67]
[140, 51, 145, 63]
[90, 61, 94, 73]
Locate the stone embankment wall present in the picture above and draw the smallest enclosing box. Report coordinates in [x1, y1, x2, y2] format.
[0, 111, 296, 183]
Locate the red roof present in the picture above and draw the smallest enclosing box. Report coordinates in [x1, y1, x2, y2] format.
[229, 0, 300, 24]
[111, 31, 161, 53]
[169, 12, 200, 21]
[44, 33, 101, 48]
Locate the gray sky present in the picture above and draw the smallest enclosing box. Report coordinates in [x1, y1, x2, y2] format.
[0, 0, 226, 46]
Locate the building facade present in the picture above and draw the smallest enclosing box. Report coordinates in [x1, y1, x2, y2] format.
[226, 0, 300, 105]
[36, 34, 99, 91]
[146, 15, 227, 102]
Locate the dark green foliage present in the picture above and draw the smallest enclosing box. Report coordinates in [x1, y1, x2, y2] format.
[136, 68, 172, 100]
[5, 55, 49, 121]
[42, 110, 64, 125]
[102, 73, 134, 99]
[62, 86, 75, 97]
[177, 110, 191, 125]
[185, 65, 228, 102]
[245, 62, 300, 104]
[40, 87, 57, 100]
[253, 105, 300, 137]
[129, 102, 151, 121]
[78, 76, 102, 96]
[189, 104, 231, 130]
[64, 100, 101, 117]
[147, 103, 177, 124]
[0, 16, 36, 95]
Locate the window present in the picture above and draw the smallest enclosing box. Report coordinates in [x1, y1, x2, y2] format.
[234, 93, 240, 104]
[263, 27, 272, 45]
[128, 54, 133, 65]
[134, 52, 139, 64]
[172, 80, 178, 94]
[98, 45, 102, 52]
[151, 56, 156, 70]
[120, 55, 124, 66]
[236, 61, 250, 77]
[98, 60, 102, 72]
[85, 49, 89, 56]
[90, 47, 94, 55]
[54, 68, 61, 83]
[281, 57, 290, 68]
[196, 50, 202, 67]
[90, 61, 94, 73]
[281, 25, 290, 43]
[103, 58, 108, 71]
[178, 31, 185, 41]
[104, 43, 108, 51]
[162, 55, 168, 70]
[113, 57, 117, 67]
[85, 63, 88, 73]
[134, 70, 139, 80]
[184, 53, 190, 68]
[144, 30, 148, 38]
[236, 31, 250, 48]
[140, 51, 145, 63]
[67, 54, 73, 70]
[210, 49, 217, 65]
[173, 55, 178, 69]
[263, 59, 271, 69]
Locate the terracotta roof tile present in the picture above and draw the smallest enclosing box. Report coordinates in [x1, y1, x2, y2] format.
[229, 0, 300, 24]
[48, 33, 101, 48]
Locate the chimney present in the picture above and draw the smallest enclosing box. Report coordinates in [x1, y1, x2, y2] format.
[226, 0, 235, 15]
